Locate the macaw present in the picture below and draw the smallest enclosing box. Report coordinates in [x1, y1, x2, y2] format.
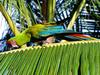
[6, 24, 45, 47]
[6, 24, 66, 47]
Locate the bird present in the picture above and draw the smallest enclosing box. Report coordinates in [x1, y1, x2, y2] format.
[6, 24, 46, 47]
[6, 23, 66, 47]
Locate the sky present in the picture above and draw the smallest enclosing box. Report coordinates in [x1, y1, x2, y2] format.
[0, 12, 9, 40]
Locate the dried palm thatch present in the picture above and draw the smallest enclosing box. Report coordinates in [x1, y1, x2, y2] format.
[0, 40, 100, 75]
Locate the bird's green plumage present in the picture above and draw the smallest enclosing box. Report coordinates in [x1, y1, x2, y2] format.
[8, 24, 47, 46]
[28, 24, 46, 38]
[8, 29, 31, 46]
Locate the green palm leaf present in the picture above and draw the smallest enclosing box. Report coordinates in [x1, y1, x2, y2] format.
[0, 41, 100, 75]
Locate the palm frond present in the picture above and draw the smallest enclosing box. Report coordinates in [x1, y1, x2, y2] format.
[16, 0, 32, 27]
[0, 2, 20, 35]
[0, 40, 100, 75]
[67, 0, 86, 30]
[47, 0, 56, 22]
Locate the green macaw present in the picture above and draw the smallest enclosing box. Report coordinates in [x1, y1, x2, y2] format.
[7, 23, 65, 47]
[7, 24, 46, 47]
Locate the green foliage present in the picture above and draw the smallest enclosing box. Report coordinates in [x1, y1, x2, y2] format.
[86, 0, 100, 20]
[67, 0, 86, 30]
[47, 0, 56, 22]
[16, 0, 33, 27]
[0, 2, 20, 35]
[0, 0, 36, 32]
[1, 0, 100, 33]
[0, 41, 100, 75]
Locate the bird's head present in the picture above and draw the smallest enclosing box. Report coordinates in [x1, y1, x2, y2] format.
[6, 40, 19, 48]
